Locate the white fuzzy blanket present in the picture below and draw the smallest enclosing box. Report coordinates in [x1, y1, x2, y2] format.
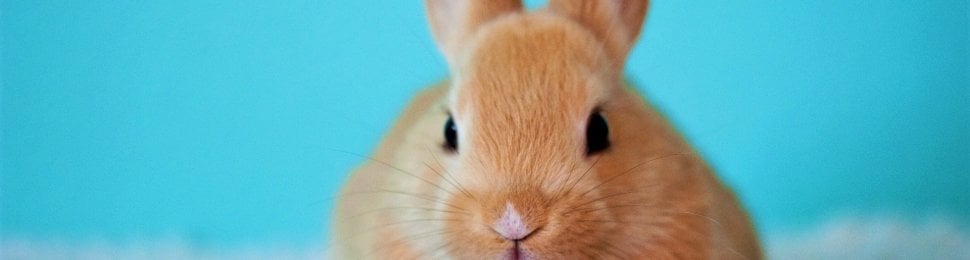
[4, 217, 968, 259]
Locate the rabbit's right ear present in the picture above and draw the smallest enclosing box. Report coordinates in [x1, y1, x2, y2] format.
[547, 0, 648, 69]
[425, 0, 522, 68]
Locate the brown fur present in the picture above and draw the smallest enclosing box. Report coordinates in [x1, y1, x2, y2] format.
[333, 1, 761, 259]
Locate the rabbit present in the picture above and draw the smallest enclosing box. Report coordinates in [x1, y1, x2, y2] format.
[331, 0, 761, 259]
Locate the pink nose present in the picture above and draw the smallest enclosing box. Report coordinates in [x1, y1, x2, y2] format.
[495, 203, 533, 241]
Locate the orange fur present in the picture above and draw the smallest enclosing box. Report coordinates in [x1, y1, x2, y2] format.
[333, 1, 761, 259]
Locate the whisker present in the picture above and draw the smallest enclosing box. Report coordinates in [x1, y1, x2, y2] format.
[666, 210, 724, 230]
[576, 219, 669, 225]
[563, 183, 670, 215]
[565, 202, 664, 214]
[365, 229, 457, 259]
[660, 213, 752, 260]
[576, 210, 722, 230]
[425, 145, 479, 202]
[328, 219, 460, 252]
[570, 153, 692, 201]
[566, 155, 602, 197]
[422, 161, 468, 198]
[564, 190, 647, 215]
[328, 148, 459, 198]
[333, 206, 469, 224]
[334, 188, 469, 213]
[415, 239, 454, 260]
[548, 156, 601, 207]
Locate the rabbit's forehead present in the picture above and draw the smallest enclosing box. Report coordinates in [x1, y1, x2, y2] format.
[451, 13, 608, 123]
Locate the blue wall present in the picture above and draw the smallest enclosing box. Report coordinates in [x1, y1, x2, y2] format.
[3, 0, 968, 249]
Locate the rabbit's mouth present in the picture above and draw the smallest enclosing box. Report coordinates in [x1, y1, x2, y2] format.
[504, 243, 534, 260]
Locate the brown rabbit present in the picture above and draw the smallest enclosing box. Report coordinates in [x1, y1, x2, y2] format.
[332, 0, 761, 259]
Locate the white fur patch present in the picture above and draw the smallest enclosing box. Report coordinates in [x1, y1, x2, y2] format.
[495, 202, 529, 240]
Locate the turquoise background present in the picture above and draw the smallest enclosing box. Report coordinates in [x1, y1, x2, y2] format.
[2, 0, 968, 250]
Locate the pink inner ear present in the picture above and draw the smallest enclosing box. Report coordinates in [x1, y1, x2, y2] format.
[496, 202, 529, 240]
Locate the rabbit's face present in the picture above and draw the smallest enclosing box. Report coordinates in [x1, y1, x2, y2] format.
[437, 14, 630, 259]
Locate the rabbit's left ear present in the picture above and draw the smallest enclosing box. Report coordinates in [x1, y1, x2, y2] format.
[425, 0, 523, 68]
[547, 0, 649, 68]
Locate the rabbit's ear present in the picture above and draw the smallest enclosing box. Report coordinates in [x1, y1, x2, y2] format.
[425, 0, 522, 67]
[547, 0, 648, 68]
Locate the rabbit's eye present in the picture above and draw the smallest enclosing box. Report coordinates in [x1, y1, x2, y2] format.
[443, 117, 458, 152]
[586, 112, 610, 155]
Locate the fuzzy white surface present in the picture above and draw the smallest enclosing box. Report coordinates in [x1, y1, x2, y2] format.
[766, 216, 970, 259]
[3, 217, 968, 260]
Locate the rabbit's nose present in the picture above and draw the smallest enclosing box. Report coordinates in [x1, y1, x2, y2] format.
[493, 202, 539, 241]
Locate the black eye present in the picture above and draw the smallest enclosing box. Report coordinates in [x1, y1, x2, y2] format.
[586, 112, 610, 155]
[443, 117, 458, 152]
